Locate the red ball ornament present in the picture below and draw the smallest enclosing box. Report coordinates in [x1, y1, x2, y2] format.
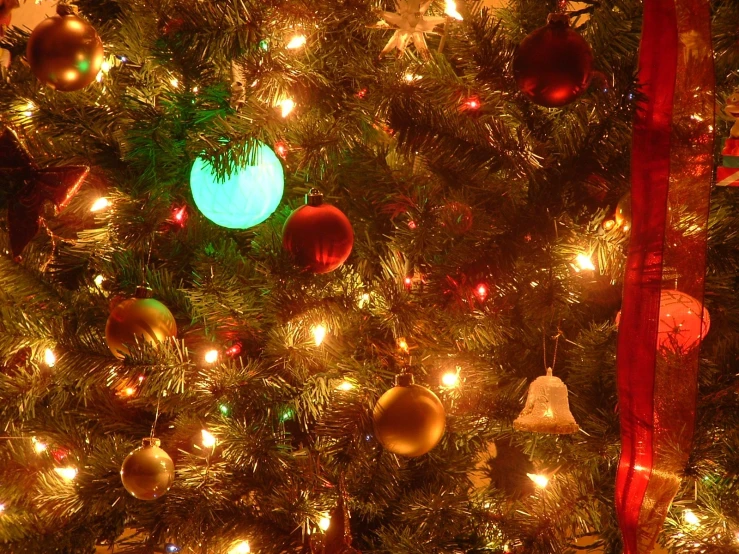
[282, 189, 354, 274]
[26, 5, 104, 92]
[513, 14, 593, 108]
[658, 290, 710, 353]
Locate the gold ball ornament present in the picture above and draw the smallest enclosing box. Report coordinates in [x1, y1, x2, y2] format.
[26, 5, 104, 92]
[372, 374, 446, 457]
[615, 192, 632, 232]
[120, 438, 175, 500]
[105, 289, 177, 358]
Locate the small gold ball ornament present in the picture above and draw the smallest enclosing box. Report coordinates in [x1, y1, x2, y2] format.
[120, 437, 175, 500]
[105, 287, 177, 358]
[26, 5, 104, 92]
[372, 373, 446, 457]
[615, 192, 632, 232]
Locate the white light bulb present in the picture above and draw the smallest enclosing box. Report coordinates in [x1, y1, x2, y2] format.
[684, 509, 700, 527]
[441, 371, 459, 388]
[336, 381, 353, 391]
[286, 34, 307, 49]
[527, 473, 549, 488]
[204, 349, 219, 364]
[575, 253, 595, 272]
[312, 324, 327, 346]
[279, 98, 296, 117]
[90, 197, 110, 212]
[44, 348, 57, 367]
[229, 541, 250, 554]
[55, 467, 77, 481]
[319, 514, 331, 531]
[94, 274, 105, 287]
[201, 429, 217, 449]
[445, 0, 463, 20]
[32, 437, 47, 454]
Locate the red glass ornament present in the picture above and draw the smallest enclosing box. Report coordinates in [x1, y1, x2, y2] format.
[282, 189, 354, 274]
[657, 290, 710, 353]
[513, 14, 593, 108]
[616, 289, 710, 354]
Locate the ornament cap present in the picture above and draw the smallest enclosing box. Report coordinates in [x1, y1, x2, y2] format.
[56, 3, 77, 16]
[395, 373, 415, 387]
[141, 437, 161, 448]
[134, 285, 153, 299]
[305, 188, 324, 207]
[547, 13, 570, 26]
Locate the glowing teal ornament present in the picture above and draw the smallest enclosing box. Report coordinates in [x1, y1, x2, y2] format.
[189, 142, 284, 229]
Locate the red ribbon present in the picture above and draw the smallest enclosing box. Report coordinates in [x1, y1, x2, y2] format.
[615, 0, 714, 552]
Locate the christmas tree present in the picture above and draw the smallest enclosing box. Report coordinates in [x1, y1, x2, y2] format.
[1, 0, 738, 553]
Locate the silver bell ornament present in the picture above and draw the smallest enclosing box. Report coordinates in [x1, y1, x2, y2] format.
[514, 368, 579, 434]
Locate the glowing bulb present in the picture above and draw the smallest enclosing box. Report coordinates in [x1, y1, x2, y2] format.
[0, 503, 5, 513]
[475, 283, 489, 302]
[275, 141, 288, 158]
[204, 349, 219, 364]
[359, 292, 371, 308]
[527, 473, 549, 488]
[441, 370, 460, 388]
[192, 86, 199, 93]
[172, 206, 187, 225]
[319, 513, 331, 531]
[90, 197, 110, 212]
[32, 437, 47, 453]
[603, 219, 616, 231]
[404, 276, 413, 287]
[684, 509, 700, 527]
[397, 338, 409, 352]
[312, 324, 327, 346]
[279, 98, 295, 117]
[170, 77, 180, 88]
[101, 60, 112, 73]
[55, 467, 77, 480]
[22, 101, 36, 117]
[575, 253, 595, 272]
[403, 73, 421, 82]
[123, 387, 136, 397]
[93, 274, 105, 288]
[445, 0, 463, 20]
[201, 429, 217, 449]
[44, 348, 56, 367]
[337, 381, 354, 391]
[286, 34, 307, 49]
[229, 541, 250, 554]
